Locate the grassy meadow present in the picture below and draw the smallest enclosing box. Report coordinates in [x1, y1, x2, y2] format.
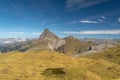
[0, 46, 120, 80]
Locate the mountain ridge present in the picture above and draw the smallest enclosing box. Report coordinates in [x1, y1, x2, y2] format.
[0, 29, 119, 55]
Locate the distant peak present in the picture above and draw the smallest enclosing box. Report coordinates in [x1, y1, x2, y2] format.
[66, 36, 75, 39]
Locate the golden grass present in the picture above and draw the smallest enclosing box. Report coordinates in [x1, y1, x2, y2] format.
[0, 48, 120, 80]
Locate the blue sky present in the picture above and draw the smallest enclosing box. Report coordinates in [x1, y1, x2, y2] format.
[0, 0, 120, 39]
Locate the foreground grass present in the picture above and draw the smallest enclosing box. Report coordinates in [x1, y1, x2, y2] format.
[0, 48, 120, 80]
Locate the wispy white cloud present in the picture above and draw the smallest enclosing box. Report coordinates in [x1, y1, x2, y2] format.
[63, 30, 120, 35]
[85, 10, 120, 20]
[79, 16, 107, 23]
[66, 0, 109, 11]
[73, 21, 77, 23]
[9, 32, 25, 34]
[101, 16, 106, 19]
[118, 18, 120, 22]
[48, 21, 75, 26]
[80, 20, 99, 23]
[0, 32, 42, 35]
[48, 19, 102, 26]
[0, 32, 42, 38]
[40, 17, 60, 26]
[31, 32, 41, 35]
[97, 16, 106, 22]
[98, 19, 104, 22]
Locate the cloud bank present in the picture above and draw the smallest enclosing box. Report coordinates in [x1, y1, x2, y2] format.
[31, 32, 42, 35]
[63, 30, 120, 35]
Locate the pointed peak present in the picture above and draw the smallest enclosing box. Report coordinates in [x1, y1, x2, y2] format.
[44, 28, 49, 32]
[39, 29, 59, 40]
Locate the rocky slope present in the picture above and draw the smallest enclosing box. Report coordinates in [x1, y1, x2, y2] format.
[56, 36, 91, 56]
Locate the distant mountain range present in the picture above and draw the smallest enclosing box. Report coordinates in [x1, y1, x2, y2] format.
[0, 29, 119, 56]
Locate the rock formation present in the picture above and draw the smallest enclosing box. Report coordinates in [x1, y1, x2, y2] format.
[32, 29, 65, 51]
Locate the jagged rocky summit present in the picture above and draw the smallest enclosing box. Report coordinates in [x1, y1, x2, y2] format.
[32, 29, 65, 51]
[39, 29, 59, 40]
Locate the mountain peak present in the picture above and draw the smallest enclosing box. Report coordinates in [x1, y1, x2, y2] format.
[44, 28, 49, 32]
[39, 29, 59, 40]
[36, 29, 65, 51]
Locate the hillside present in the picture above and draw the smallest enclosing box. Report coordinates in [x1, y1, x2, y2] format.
[84, 45, 120, 64]
[0, 48, 120, 80]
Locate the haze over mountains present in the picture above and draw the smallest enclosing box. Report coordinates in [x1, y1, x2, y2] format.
[0, 29, 119, 56]
[0, 38, 27, 44]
